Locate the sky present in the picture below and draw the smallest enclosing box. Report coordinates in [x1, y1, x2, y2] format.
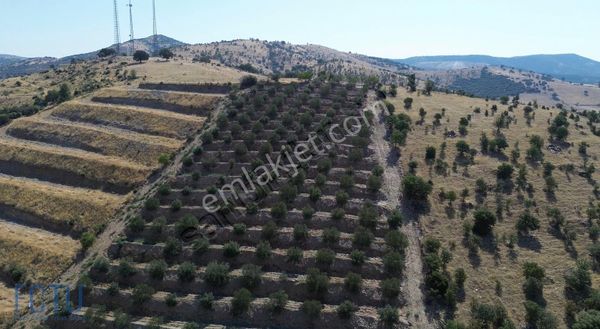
[0, 0, 599, 61]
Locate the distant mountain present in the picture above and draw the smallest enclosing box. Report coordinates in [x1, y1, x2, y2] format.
[398, 54, 600, 84]
[0, 35, 187, 79]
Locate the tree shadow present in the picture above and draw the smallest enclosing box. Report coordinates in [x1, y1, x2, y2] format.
[387, 147, 400, 166]
[517, 234, 542, 252]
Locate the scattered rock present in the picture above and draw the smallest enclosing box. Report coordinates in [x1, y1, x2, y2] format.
[547, 144, 562, 154]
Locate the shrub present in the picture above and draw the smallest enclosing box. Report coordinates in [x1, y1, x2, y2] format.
[496, 163, 514, 180]
[192, 237, 210, 255]
[316, 249, 335, 267]
[147, 260, 167, 281]
[268, 290, 288, 313]
[573, 310, 600, 329]
[231, 288, 253, 315]
[127, 216, 145, 233]
[223, 241, 240, 258]
[350, 250, 366, 266]
[402, 175, 432, 202]
[170, 199, 182, 211]
[165, 293, 178, 307]
[204, 262, 230, 287]
[335, 191, 349, 206]
[302, 206, 315, 220]
[353, 226, 374, 249]
[455, 268, 466, 289]
[241, 264, 262, 289]
[322, 228, 340, 245]
[302, 300, 323, 319]
[523, 277, 544, 301]
[256, 240, 272, 260]
[306, 268, 329, 295]
[197, 292, 214, 310]
[240, 75, 257, 89]
[388, 210, 403, 229]
[383, 251, 405, 274]
[358, 202, 379, 229]
[261, 221, 278, 241]
[367, 174, 383, 193]
[379, 305, 399, 326]
[164, 237, 183, 258]
[286, 247, 303, 263]
[177, 262, 196, 282]
[472, 208, 497, 236]
[516, 211, 540, 234]
[331, 208, 345, 220]
[523, 262, 545, 280]
[91, 257, 109, 273]
[271, 202, 288, 219]
[344, 272, 363, 293]
[425, 146, 437, 161]
[280, 184, 298, 204]
[565, 261, 592, 296]
[175, 214, 198, 235]
[145, 198, 160, 210]
[337, 300, 357, 319]
[381, 278, 401, 298]
[117, 259, 137, 278]
[80, 231, 95, 250]
[308, 187, 322, 202]
[386, 231, 408, 252]
[114, 311, 131, 329]
[182, 323, 200, 329]
[132, 284, 154, 304]
[233, 223, 246, 235]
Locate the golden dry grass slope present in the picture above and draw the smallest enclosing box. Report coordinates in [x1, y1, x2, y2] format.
[388, 88, 600, 327]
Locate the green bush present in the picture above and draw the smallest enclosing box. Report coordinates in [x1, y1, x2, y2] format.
[271, 202, 288, 219]
[379, 305, 399, 326]
[322, 228, 340, 245]
[350, 250, 366, 266]
[472, 208, 497, 236]
[337, 300, 357, 319]
[383, 251, 405, 274]
[358, 202, 379, 229]
[353, 226, 374, 249]
[127, 216, 145, 233]
[165, 293, 178, 307]
[344, 272, 362, 293]
[261, 220, 278, 241]
[268, 290, 288, 313]
[147, 260, 167, 281]
[496, 163, 514, 180]
[145, 198, 160, 210]
[331, 208, 345, 220]
[223, 241, 240, 258]
[204, 262, 230, 287]
[177, 262, 196, 282]
[175, 214, 198, 235]
[231, 288, 253, 315]
[385, 231, 408, 252]
[80, 231, 96, 250]
[301, 300, 323, 319]
[402, 175, 432, 202]
[381, 278, 401, 298]
[388, 210, 403, 229]
[306, 268, 329, 295]
[256, 240, 272, 260]
[573, 310, 600, 329]
[132, 284, 154, 304]
[316, 249, 335, 267]
[286, 247, 303, 263]
[516, 211, 540, 234]
[192, 237, 210, 256]
[241, 264, 262, 289]
[197, 292, 214, 310]
[164, 237, 183, 258]
[117, 259, 137, 278]
[91, 257, 109, 273]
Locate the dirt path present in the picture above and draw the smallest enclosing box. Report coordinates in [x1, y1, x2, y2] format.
[366, 95, 433, 329]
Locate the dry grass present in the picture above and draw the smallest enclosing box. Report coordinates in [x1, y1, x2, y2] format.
[7, 117, 183, 166]
[51, 101, 205, 140]
[0, 138, 152, 188]
[0, 175, 122, 232]
[94, 87, 222, 108]
[0, 219, 79, 282]
[388, 89, 600, 326]
[132, 60, 255, 84]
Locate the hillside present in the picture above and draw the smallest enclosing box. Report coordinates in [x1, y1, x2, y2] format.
[399, 54, 600, 84]
[175, 39, 408, 83]
[384, 86, 600, 328]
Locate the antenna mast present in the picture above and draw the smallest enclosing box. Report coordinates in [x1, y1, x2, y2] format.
[127, 0, 135, 55]
[113, 0, 120, 54]
[152, 0, 158, 55]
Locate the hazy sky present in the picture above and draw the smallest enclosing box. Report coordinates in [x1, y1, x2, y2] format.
[1, 0, 598, 60]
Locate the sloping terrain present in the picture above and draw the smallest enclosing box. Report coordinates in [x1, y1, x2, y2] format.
[176, 39, 408, 83]
[0, 81, 227, 321]
[47, 80, 414, 329]
[385, 87, 600, 327]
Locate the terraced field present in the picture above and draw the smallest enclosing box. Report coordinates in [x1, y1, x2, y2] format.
[0, 83, 225, 321]
[51, 81, 412, 328]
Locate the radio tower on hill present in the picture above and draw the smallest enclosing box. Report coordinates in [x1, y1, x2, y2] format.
[152, 0, 158, 55]
[113, 0, 121, 54]
[127, 0, 135, 55]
